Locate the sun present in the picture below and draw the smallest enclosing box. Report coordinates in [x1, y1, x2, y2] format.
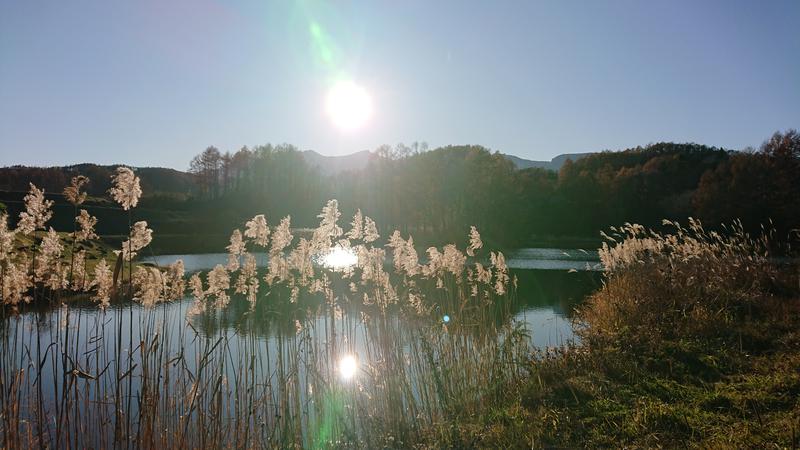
[325, 80, 373, 131]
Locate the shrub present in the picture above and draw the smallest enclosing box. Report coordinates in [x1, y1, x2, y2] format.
[579, 219, 780, 350]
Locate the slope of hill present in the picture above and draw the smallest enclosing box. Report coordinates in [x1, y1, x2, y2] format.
[502, 153, 591, 171]
[301, 149, 374, 175]
[300, 149, 590, 175]
[0, 164, 195, 197]
[0, 150, 586, 194]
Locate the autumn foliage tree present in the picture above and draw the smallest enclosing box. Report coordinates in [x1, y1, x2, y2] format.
[694, 129, 800, 235]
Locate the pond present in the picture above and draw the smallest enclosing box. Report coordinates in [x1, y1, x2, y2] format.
[143, 247, 602, 273]
[1, 249, 601, 448]
[136, 248, 600, 349]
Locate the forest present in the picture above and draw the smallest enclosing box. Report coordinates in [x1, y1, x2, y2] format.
[1, 129, 798, 251]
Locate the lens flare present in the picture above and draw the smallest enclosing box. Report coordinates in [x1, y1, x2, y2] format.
[326, 80, 373, 131]
[338, 354, 358, 380]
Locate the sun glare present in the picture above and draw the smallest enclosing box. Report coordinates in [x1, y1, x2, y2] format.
[338, 354, 358, 380]
[326, 80, 373, 131]
[320, 245, 358, 271]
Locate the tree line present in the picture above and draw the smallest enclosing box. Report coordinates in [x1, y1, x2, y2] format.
[1, 129, 797, 248]
[182, 129, 799, 246]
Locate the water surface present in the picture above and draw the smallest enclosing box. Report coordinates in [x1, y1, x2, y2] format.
[144, 247, 602, 273]
[1, 250, 601, 447]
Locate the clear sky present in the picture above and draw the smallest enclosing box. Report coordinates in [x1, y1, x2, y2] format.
[1, 0, 798, 170]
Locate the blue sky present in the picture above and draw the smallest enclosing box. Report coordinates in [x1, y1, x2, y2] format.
[1, 0, 798, 169]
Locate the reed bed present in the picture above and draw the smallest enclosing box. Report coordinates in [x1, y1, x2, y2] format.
[0, 171, 527, 448]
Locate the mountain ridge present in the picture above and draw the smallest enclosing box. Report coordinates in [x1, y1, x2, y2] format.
[301, 149, 590, 175]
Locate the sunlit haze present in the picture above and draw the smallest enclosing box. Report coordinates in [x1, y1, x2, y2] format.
[1, 2, 799, 446]
[1, 1, 798, 168]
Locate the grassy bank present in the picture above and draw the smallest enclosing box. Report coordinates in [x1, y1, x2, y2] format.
[3, 171, 799, 448]
[422, 221, 800, 448]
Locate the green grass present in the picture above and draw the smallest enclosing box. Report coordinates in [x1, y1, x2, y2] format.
[418, 311, 800, 448]
[13, 230, 118, 269]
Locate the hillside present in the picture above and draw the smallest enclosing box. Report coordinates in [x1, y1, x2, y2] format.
[502, 152, 591, 171]
[0, 164, 196, 198]
[4, 135, 797, 255]
[300, 149, 591, 175]
[301, 149, 374, 175]
[0, 150, 585, 192]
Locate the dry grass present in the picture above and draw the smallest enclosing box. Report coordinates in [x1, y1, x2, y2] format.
[418, 219, 800, 448]
[0, 176, 525, 448]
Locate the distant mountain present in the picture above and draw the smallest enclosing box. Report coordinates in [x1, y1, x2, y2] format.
[502, 153, 591, 171]
[301, 149, 591, 175]
[302, 150, 373, 175]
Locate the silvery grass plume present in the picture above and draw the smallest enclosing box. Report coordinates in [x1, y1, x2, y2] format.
[226, 229, 246, 271]
[187, 273, 206, 316]
[36, 227, 64, 289]
[165, 260, 186, 300]
[599, 218, 770, 274]
[270, 216, 294, 256]
[131, 262, 185, 307]
[4, 184, 512, 316]
[387, 231, 419, 276]
[207, 264, 231, 308]
[363, 216, 380, 243]
[423, 247, 445, 288]
[63, 175, 89, 206]
[108, 166, 142, 210]
[311, 199, 342, 254]
[357, 246, 387, 285]
[181, 201, 512, 320]
[91, 259, 113, 307]
[491, 251, 509, 295]
[4, 180, 512, 315]
[116, 221, 153, 261]
[70, 250, 90, 291]
[265, 216, 293, 285]
[387, 231, 405, 272]
[17, 183, 54, 235]
[2, 254, 31, 305]
[402, 236, 420, 276]
[469, 262, 493, 298]
[133, 266, 166, 308]
[244, 214, 270, 247]
[467, 226, 483, 257]
[289, 238, 314, 286]
[0, 169, 192, 307]
[442, 244, 467, 277]
[0, 213, 15, 262]
[346, 209, 364, 240]
[75, 209, 98, 242]
[234, 253, 258, 306]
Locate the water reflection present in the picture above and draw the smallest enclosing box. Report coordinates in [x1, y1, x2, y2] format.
[338, 354, 359, 380]
[145, 247, 602, 273]
[0, 268, 599, 448]
[318, 245, 359, 271]
[184, 269, 598, 344]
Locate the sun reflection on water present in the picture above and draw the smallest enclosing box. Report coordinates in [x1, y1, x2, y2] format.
[338, 354, 358, 381]
[319, 245, 358, 271]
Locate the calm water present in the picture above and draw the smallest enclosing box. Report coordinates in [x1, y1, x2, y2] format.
[139, 248, 601, 346]
[1, 249, 600, 447]
[144, 247, 602, 273]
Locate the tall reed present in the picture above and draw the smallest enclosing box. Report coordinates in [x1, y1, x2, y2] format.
[0, 174, 527, 448]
